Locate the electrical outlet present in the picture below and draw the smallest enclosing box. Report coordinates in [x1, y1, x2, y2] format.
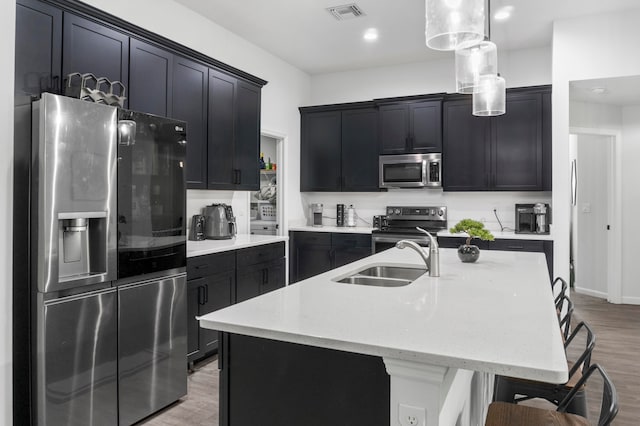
[399, 404, 425, 426]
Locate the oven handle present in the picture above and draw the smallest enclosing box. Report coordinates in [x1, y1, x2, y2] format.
[372, 236, 430, 244]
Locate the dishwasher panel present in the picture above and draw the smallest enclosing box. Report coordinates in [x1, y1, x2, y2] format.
[117, 273, 187, 425]
[35, 288, 118, 426]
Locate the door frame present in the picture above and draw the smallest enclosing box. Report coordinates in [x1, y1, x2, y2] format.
[570, 127, 622, 303]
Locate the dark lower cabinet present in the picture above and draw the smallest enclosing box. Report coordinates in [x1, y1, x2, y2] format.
[289, 232, 372, 283]
[186, 242, 285, 363]
[219, 333, 389, 426]
[62, 12, 129, 105]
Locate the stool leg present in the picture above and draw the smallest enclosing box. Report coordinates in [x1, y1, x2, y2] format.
[564, 390, 588, 417]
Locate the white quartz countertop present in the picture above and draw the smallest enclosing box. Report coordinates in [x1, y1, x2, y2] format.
[289, 225, 374, 234]
[199, 247, 567, 383]
[187, 234, 288, 257]
[437, 230, 554, 241]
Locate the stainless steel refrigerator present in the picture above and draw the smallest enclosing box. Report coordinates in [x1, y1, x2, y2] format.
[28, 93, 187, 425]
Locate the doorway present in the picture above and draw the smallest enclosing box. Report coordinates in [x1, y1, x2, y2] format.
[569, 132, 615, 300]
[250, 132, 286, 236]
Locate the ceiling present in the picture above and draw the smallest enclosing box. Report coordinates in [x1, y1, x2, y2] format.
[173, 0, 640, 75]
[570, 76, 640, 106]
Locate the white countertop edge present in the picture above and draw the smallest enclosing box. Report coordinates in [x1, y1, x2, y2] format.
[288, 227, 553, 240]
[198, 318, 567, 383]
[288, 225, 373, 234]
[437, 231, 554, 241]
[187, 235, 288, 257]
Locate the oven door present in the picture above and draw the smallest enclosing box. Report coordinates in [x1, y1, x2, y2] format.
[117, 110, 187, 279]
[371, 233, 430, 254]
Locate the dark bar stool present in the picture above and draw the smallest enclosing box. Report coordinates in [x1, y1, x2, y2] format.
[486, 363, 618, 426]
[493, 321, 595, 416]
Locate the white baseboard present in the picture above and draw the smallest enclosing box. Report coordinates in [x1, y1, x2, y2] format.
[573, 287, 608, 299]
[621, 295, 640, 305]
[574, 287, 640, 305]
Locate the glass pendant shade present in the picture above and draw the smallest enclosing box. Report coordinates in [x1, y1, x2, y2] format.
[472, 74, 505, 116]
[425, 0, 486, 51]
[455, 40, 497, 94]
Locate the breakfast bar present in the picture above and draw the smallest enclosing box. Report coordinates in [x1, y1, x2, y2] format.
[199, 248, 567, 425]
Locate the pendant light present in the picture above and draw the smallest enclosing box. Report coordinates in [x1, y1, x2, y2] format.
[472, 74, 505, 116]
[455, 40, 497, 94]
[425, 0, 485, 51]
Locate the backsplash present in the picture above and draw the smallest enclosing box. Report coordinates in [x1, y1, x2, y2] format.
[299, 191, 553, 232]
[187, 190, 251, 234]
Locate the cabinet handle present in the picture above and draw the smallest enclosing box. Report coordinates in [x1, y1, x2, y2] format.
[262, 268, 267, 285]
[508, 245, 525, 250]
[195, 264, 208, 270]
[204, 284, 209, 303]
[237, 169, 242, 184]
[198, 286, 205, 305]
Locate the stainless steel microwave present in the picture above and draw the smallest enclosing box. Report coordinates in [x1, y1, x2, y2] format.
[379, 153, 442, 188]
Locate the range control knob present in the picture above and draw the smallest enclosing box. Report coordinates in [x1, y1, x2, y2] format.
[387, 208, 394, 215]
[394, 208, 401, 215]
[438, 209, 444, 217]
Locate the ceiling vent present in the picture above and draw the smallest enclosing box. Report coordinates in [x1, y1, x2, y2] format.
[327, 3, 365, 21]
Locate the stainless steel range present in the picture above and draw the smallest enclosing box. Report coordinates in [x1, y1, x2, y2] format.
[372, 206, 447, 253]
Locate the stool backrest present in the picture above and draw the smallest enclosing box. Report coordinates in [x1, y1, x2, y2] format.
[564, 321, 595, 378]
[556, 295, 574, 341]
[557, 363, 618, 426]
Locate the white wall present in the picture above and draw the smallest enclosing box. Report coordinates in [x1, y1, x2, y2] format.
[2, 1, 15, 422]
[79, 0, 312, 234]
[553, 9, 640, 302]
[622, 105, 640, 302]
[309, 46, 551, 105]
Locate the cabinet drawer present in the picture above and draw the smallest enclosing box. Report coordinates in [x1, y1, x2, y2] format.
[236, 242, 285, 268]
[332, 233, 371, 248]
[438, 237, 489, 250]
[187, 251, 235, 279]
[490, 239, 544, 252]
[291, 231, 332, 246]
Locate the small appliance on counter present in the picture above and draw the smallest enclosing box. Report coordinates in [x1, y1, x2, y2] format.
[346, 205, 357, 227]
[310, 203, 323, 227]
[372, 215, 388, 230]
[189, 215, 206, 241]
[204, 203, 237, 239]
[336, 204, 345, 227]
[515, 203, 551, 234]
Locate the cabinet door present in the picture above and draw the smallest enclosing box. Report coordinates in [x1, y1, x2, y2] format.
[379, 104, 409, 154]
[542, 90, 552, 191]
[289, 232, 333, 283]
[62, 13, 128, 103]
[199, 272, 234, 353]
[15, 0, 62, 102]
[261, 258, 286, 295]
[300, 111, 342, 191]
[492, 92, 543, 190]
[129, 38, 173, 116]
[234, 80, 261, 190]
[409, 100, 442, 153]
[341, 108, 379, 191]
[442, 98, 491, 191]
[332, 233, 372, 268]
[173, 56, 208, 189]
[236, 264, 263, 303]
[208, 68, 236, 189]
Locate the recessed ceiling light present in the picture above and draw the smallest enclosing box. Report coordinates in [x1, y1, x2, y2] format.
[363, 28, 378, 41]
[494, 6, 514, 21]
[591, 87, 607, 95]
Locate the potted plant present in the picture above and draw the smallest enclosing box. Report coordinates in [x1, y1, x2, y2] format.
[449, 219, 495, 263]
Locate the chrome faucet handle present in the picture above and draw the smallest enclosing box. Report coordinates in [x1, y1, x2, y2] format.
[415, 227, 440, 277]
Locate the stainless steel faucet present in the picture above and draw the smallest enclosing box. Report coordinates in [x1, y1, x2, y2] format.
[395, 227, 440, 277]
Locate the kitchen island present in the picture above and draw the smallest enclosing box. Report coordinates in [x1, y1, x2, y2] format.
[199, 247, 567, 426]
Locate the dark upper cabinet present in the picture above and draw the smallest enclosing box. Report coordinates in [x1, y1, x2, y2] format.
[234, 80, 261, 190]
[129, 38, 173, 116]
[492, 92, 543, 190]
[442, 86, 551, 192]
[379, 98, 442, 154]
[300, 104, 379, 192]
[62, 13, 129, 103]
[15, 0, 62, 102]
[341, 107, 379, 191]
[208, 69, 261, 190]
[300, 110, 342, 191]
[173, 56, 208, 189]
[442, 98, 491, 191]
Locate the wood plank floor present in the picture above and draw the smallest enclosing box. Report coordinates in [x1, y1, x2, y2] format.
[140, 292, 640, 425]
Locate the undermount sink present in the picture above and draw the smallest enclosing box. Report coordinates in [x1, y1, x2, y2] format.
[334, 265, 427, 287]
